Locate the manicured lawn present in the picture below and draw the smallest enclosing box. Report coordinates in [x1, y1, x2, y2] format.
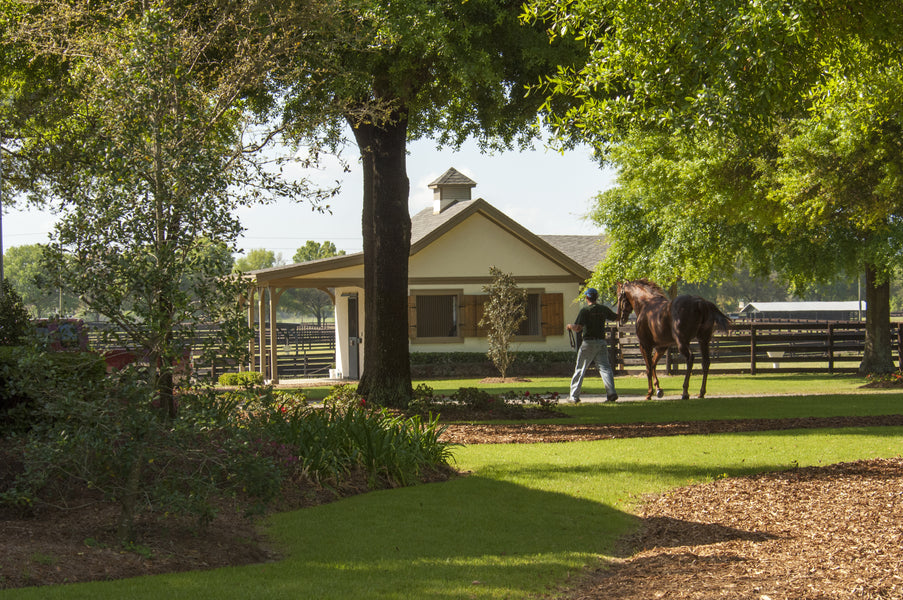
[295, 373, 873, 402]
[3, 385, 901, 600]
[415, 373, 872, 399]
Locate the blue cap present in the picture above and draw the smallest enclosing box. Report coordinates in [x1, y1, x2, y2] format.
[584, 287, 598, 301]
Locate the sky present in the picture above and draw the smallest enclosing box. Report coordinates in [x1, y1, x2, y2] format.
[4, 136, 617, 260]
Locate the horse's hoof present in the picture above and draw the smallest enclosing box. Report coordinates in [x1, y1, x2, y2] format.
[656, 389, 664, 398]
[681, 394, 690, 400]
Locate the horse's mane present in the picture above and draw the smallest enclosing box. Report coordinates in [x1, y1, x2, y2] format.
[627, 278, 667, 297]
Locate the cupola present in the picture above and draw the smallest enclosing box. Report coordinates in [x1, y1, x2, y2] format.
[428, 167, 477, 214]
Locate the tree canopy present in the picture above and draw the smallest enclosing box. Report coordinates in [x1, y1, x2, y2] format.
[1, 0, 340, 413]
[2, 244, 79, 317]
[526, 0, 903, 372]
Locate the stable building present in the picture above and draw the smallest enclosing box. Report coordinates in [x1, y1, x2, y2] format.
[244, 168, 604, 382]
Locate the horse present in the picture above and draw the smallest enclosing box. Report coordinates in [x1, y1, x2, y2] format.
[616, 279, 731, 400]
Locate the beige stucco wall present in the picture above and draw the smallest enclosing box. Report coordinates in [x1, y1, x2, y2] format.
[332, 286, 364, 379]
[330, 284, 586, 376]
[409, 214, 572, 279]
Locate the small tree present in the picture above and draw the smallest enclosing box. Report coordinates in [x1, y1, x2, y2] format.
[0, 280, 30, 345]
[479, 267, 527, 379]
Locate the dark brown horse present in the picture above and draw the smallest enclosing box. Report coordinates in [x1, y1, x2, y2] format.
[616, 279, 731, 400]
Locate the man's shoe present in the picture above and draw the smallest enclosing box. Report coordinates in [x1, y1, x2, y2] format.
[606, 394, 618, 403]
[569, 396, 581, 404]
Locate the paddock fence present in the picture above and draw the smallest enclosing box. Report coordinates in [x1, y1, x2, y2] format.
[610, 321, 903, 375]
[76, 320, 901, 380]
[82, 322, 336, 380]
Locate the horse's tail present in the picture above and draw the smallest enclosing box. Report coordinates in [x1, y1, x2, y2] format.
[708, 302, 731, 333]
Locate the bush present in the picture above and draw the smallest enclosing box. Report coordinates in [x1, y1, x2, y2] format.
[450, 387, 495, 411]
[1, 375, 456, 542]
[406, 385, 561, 417]
[0, 346, 108, 429]
[0, 281, 30, 345]
[217, 371, 265, 387]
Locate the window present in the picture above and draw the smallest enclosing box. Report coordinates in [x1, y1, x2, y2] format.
[416, 294, 458, 338]
[409, 290, 465, 342]
[516, 293, 543, 337]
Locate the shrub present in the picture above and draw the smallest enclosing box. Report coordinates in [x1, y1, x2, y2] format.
[1, 375, 456, 542]
[0, 281, 30, 345]
[217, 371, 265, 387]
[450, 387, 495, 411]
[0, 346, 107, 430]
[406, 386, 561, 417]
[479, 267, 527, 378]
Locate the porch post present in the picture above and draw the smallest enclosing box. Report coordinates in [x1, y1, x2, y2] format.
[258, 286, 267, 379]
[269, 288, 286, 384]
[244, 287, 256, 372]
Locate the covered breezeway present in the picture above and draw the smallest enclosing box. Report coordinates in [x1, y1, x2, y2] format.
[244, 254, 366, 384]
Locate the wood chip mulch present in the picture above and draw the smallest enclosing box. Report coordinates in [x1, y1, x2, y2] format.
[440, 414, 903, 445]
[557, 457, 903, 600]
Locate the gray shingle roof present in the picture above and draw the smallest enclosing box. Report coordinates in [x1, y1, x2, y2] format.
[410, 199, 476, 244]
[539, 235, 608, 271]
[427, 167, 477, 188]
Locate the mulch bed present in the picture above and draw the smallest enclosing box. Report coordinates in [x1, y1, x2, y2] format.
[556, 457, 903, 599]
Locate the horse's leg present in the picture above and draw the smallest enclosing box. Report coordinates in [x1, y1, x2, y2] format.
[677, 341, 694, 400]
[639, 345, 655, 400]
[698, 338, 711, 398]
[649, 348, 666, 398]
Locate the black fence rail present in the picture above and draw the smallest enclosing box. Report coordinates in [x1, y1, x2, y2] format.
[81, 322, 336, 380]
[613, 321, 903, 375]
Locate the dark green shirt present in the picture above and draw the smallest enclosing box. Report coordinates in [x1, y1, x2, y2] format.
[575, 302, 617, 340]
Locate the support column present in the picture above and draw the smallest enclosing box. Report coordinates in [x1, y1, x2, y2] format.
[269, 288, 286, 384]
[244, 288, 256, 372]
[258, 286, 267, 379]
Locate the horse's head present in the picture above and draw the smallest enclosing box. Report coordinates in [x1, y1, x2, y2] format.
[616, 284, 633, 325]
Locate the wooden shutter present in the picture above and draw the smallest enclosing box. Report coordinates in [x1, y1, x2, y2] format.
[540, 293, 564, 337]
[460, 295, 489, 337]
[408, 294, 418, 339]
[475, 295, 489, 337]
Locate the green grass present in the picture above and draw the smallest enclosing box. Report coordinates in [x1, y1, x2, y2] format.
[3, 384, 902, 600]
[291, 373, 873, 402]
[416, 373, 872, 398]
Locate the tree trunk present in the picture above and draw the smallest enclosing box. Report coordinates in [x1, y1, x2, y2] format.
[859, 263, 895, 374]
[349, 112, 413, 408]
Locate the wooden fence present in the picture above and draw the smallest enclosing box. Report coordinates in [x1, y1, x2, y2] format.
[611, 321, 903, 375]
[81, 320, 902, 379]
[83, 322, 336, 379]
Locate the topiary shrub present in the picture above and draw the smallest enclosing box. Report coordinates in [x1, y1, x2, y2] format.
[217, 371, 265, 387]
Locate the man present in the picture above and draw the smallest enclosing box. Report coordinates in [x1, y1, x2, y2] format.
[567, 287, 618, 403]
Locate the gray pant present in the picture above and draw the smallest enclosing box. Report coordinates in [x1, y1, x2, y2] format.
[570, 339, 616, 400]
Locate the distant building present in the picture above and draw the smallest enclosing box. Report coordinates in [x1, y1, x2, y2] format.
[738, 301, 865, 322]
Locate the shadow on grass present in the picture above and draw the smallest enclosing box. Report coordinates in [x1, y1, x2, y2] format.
[6, 476, 634, 600]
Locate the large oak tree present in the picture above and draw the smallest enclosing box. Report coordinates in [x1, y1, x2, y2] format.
[278, 0, 586, 406]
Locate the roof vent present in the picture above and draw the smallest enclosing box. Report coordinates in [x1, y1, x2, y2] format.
[428, 167, 477, 214]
